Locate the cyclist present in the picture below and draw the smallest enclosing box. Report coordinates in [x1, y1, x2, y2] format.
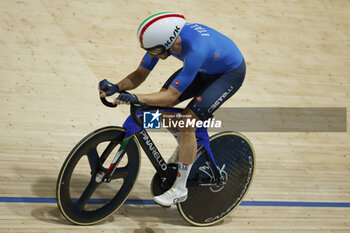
[99, 12, 246, 207]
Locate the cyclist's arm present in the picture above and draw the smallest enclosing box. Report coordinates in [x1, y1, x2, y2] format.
[117, 65, 151, 91]
[116, 52, 158, 91]
[138, 50, 206, 106]
[137, 86, 181, 107]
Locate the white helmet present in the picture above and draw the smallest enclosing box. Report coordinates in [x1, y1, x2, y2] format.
[137, 12, 186, 53]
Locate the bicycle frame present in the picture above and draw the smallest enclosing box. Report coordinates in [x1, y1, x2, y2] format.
[101, 105, 223, 187]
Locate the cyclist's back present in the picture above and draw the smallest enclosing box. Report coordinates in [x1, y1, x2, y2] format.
[174, 23, 243, 74]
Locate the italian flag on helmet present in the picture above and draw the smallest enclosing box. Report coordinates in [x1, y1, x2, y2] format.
[137, 12, 186, 52]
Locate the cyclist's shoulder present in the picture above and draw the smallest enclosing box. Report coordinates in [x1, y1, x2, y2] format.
[181, 23, 225, 51]
[181, 23, 210, 52]
[181, 23, 221, 38]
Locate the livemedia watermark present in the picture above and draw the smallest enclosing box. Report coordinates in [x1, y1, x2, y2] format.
[139, 107, 347, 132]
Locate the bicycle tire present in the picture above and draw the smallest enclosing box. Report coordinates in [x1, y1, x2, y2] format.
[56, 126, 140, 225]
[177, 131, 255, 226]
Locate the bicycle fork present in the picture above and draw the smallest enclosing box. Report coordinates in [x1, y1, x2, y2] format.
[98, 137, 131, 183]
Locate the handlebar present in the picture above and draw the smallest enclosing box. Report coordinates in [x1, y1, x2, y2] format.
[99, 90, 128, 108]
[100, 96, 117, 108]
[99, 92, 167, 128]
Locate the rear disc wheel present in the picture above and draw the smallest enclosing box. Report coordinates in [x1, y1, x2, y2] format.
[177, 131, 255, 226]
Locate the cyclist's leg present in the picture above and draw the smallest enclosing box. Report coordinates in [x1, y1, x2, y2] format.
[161, 68, 207, 162]
[154, 107, 198, 206]
[154, 70, 207, 206]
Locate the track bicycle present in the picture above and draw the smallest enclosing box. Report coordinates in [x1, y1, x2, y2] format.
[56, 94, 255, 226]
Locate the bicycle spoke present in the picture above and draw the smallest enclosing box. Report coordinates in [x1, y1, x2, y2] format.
[75, 178, 99, 210]
[87, 148, 100, 174]
[110, 166, 129, 180]
[100, 141, 118, 164]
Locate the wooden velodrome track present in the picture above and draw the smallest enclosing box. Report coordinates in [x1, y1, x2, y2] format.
[1, 0, 349, 232]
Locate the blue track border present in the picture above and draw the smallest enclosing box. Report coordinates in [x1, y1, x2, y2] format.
[0, 197, 349, 207]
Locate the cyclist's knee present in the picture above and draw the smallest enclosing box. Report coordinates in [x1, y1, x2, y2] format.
[178, 107, 198, 137]
[165, 99, 180, 107]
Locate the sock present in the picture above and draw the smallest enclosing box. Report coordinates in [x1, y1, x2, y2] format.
[173, 162, 193, 192]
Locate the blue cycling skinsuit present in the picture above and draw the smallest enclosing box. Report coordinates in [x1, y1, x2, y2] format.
[140, 23, 246, 120]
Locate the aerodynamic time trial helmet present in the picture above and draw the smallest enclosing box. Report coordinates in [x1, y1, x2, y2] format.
[137, 12, 186, 53]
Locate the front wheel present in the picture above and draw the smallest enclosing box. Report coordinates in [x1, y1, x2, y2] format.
[177, 131, 255, 226]
[56, 126, 140, 225]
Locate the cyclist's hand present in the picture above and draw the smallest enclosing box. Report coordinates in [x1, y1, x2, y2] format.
[114, 93, 138, 105]
[99, 79, 119, 97]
